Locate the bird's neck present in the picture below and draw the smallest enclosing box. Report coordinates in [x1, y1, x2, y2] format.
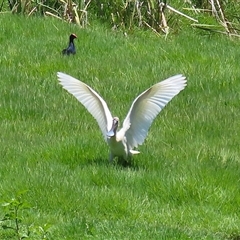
[69, 40, 74, 46]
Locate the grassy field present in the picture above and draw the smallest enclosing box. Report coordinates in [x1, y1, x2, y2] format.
[0, 13, 240, 239]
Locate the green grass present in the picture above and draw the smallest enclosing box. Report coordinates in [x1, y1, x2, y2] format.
[0, 14, 240, 239]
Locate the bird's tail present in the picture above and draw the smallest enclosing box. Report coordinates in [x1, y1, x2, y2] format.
[130, 150, 140, 155]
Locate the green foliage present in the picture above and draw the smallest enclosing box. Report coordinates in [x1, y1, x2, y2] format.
[3, 0, 61, 15]
[0, 191, 51, 239]
[1, 0, 90, 27]
[188, 0, 240, 36]
[1, 0, 240, 36]
[1, 191, 30, 239]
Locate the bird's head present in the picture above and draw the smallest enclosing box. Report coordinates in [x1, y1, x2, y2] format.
[107, 117, 119, 137]
[70, 33, 77, 41]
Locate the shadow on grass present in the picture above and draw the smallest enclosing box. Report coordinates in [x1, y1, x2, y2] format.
[90, 157, 141, 171]
[55, 146, 142, 171]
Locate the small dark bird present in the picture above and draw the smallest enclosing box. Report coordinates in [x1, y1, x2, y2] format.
[62, 33, 77, 55]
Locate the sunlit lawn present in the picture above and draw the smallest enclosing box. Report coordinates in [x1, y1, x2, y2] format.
[0, 14, 240, 239]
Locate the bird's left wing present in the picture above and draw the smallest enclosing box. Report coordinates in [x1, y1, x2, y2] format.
[57, 72, 113, 141]
[123, 74, 187, 150]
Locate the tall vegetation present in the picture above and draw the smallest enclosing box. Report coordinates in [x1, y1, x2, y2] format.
[1, 0, 240, 37]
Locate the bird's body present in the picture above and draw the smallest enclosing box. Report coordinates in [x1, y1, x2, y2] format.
[62, 33, 77, 55]
[57, 72, 187, 162]
[108, 134, 128, 160]
[107, 122, 131, 160]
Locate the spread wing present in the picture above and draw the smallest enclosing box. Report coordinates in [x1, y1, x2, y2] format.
[122, 74, 187, 149]
[57, 72, 113, 141]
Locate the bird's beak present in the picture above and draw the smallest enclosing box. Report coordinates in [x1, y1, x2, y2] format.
[107, 119, 118, 137]
[107, 128, 115, 137]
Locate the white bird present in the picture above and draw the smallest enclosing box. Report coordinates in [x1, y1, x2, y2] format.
[57, 72, 187, 162]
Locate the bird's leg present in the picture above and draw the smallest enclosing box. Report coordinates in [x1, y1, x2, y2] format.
[109, 152, 114, 163]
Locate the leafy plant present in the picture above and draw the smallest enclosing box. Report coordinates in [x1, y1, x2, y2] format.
[0, 191, 51, 240]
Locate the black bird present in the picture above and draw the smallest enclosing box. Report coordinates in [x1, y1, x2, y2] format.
[62, 33, 77, 55]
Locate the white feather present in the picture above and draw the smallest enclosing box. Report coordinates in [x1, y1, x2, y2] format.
[123, 74, 187, 150]
[57, 72, 187, 161]
[57, 72, 112, 141]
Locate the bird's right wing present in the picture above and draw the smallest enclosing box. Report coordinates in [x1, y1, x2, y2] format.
[123, 74, 187, 150]
[57, 72, 113, 141]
